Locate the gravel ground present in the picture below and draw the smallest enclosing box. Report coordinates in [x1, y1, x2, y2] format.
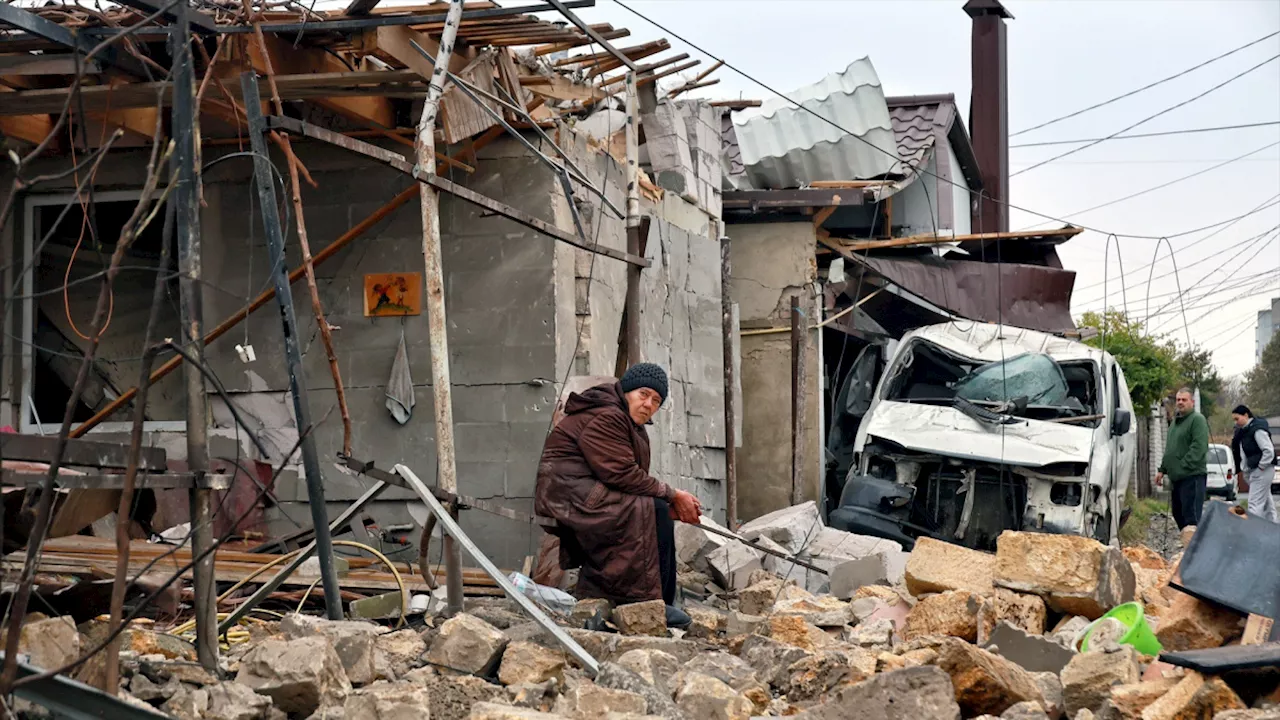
[1143, 511, 1183, 560]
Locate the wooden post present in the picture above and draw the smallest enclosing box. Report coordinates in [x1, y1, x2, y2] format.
[1136, 414, 1152, 499]
[790, 295, 806, 506]
[721, 235, 737, 528]
[416, 0, 466, 615]
[622, 70, 641, 370]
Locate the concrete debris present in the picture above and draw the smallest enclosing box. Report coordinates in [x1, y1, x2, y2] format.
[738, 575, 810, 616]
[1105, 676, 1180, 720]
[783, 648, 875, 701]
[767, 615, 834, 651]
[706, 541, 764, 591]
[675, 517, 730, 572]
[1000, 702, 1050, 720]
[1059, 645, 1140, 716]
[339, 683, 434, 719]
[830, 551, 906, 599]
[993, 532, 1136, 620]
[613, 600, 669, 637]
[1031, 672, 1065, 720]
[556, 683, 649, 716]
[984, 621, 1078, 675]
[736, 501, 824, 553]
[905, 537, 997, 596]
[903, 590, 984, 642]
[427, 612, 511, 676]
[235, 636, 353, 716]
[374, 628, 427, 680]
[1139, 671, 1246, 719]
[738, 634, 812, 688]
[11, 615, 82, 671]
[979, 589, 1048, 643]
[571, 598, 615, 626]
[772, 594, 855, 627]
[594, 661, 685, 720]
[684, 605, 726, 640]
[205, 682, 277, 720]
[469, 702, 566, 719]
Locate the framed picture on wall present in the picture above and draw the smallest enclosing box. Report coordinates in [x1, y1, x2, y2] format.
[364, 272, 422, 317]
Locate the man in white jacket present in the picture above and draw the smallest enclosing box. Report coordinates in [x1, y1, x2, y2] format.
[1231, 405, 1276, 523]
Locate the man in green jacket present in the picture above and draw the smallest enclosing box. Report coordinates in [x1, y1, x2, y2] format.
[1156, 388, 1210, 529]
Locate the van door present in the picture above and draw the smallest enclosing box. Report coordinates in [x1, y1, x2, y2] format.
[1106, 362, 1137, 540]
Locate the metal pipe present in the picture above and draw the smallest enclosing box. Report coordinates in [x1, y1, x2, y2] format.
[70, 186, 417, 438]
[171, 7, 217, 671]
[791, 295, 805, 506]
[240, 71, 344, 621]
[720, 236, 737, 528]
[415, 0, 466, 616]
[622, 71, 641, 370]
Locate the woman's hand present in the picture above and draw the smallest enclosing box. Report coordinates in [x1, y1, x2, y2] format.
[671, 489, 702, 524]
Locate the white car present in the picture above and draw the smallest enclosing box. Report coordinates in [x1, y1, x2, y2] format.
[1206, 444, 1236, 501]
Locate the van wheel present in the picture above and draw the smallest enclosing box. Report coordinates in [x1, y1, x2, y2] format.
[1092, 511, 1113, 543]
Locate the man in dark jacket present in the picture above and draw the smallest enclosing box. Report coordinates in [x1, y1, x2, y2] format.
[1231, 405, 1276, 522]
[1156, 388, 1209, 529]
[535, 363, 702, 626]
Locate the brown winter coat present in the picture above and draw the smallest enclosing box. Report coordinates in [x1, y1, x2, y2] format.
[535, 382, 674, 603]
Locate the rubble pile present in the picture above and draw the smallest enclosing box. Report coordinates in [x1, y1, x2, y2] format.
[9, 508, 1277, 720]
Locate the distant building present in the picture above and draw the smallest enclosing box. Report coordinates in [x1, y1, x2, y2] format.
[1259, 297, 1280, 363]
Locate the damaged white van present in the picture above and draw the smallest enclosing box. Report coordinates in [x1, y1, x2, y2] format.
[829, 322, 1136, 551]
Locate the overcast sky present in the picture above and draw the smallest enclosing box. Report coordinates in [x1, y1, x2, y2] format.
[559, 0, 1280, 377]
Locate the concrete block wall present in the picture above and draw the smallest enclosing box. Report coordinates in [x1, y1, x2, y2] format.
[642, 99, 698, 202]
[681, 100, 723, 219]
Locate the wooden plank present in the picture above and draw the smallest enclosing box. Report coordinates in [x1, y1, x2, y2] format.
[813, 205, 838, 228]
[525, 73, 605, 103]
[0, 433, 167, 470]
[723, 188, 868, 210]
[0, 54, 101, 75]
[88, 105, 158, 140]
[532, 28, 629, 56]
[441, 53, 501, 143]
[495, 49, 528, 115]
[361, 25, 471, 76]
[239, 33, 396, 129]
[344, 0, 383, 15]
[267, 115, 650, 267]
[841, 226, 1085, 252]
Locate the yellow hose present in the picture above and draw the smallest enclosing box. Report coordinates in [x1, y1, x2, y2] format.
[172, 540, 411, 632]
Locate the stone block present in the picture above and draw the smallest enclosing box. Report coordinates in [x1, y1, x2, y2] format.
[373, 629, 426, 681]
[905, 537, 997, 596]
[1139, 672, 1245, 720]
[279, 613, 379, 686]
[675, 517, 729, 572]
[724, 611, 766, 637]
[202, 682, 275, 720]
[342, 683, 434, 720]
[613, 600, 668, 638]
[426, 613, 510, 676]
[611, 635, 705, 665]
[902, 590, 984, 642]
[1031, 672, 1065, 720]
[736, 501, 824, 553]
[784, 649, 876, 702]
[993, 531, 1136, 619]
[772, 594, 854, 627]
[846, 618, 895, 649]
[616, 648, 680, 691]
[235, 636, 352, 716]
[676, 652, 767, 697]
[469, 702, 565, 720]
[595, 661, 684, 719]
[1060, 646, 1141, 716]
[830, 552, 894, 599]
[934, 638, 1045, 717]
[768, 615, 834, 651]
[684, 606, 726, 640]
[1153, 590, 1244, 651]
[1000, 701, 1050, 720]
[738, 634, 812, 689]
[978, 590, 1049, 644]
[14, 616, 80, 671]
[674, 672, 753, 720]
[706, 541, 763, 591]
[498, 641, 566, 686]
[983, 622, 1076, 675]
[791, 665, 962, 720]
[571, 598, 614, 626]
[557, 684, 648, 716]
[1106, 677, 1180, 720]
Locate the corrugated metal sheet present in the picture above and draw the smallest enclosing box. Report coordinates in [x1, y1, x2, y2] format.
[726, 58, 899, 190]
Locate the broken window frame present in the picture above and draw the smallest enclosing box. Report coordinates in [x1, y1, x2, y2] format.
[18, 189, 185, 435]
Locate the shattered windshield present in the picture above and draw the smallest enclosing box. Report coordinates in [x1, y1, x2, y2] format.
[954, 353, 1071, 407]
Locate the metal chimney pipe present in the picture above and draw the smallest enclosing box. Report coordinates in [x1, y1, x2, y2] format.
[964, 0, 1013, 234]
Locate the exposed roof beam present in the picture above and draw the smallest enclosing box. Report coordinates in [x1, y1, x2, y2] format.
[215, 0, 595, 34]
[113, 0, 218, 33]
[545, 0, 634, 70]
[0, 3, 149, 76]
[344, 0, 383, 15]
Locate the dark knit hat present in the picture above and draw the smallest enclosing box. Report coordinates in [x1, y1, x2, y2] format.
[620, 363, 668, 403]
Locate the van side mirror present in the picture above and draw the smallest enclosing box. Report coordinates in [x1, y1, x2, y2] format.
[1112, 409, 1132, 437]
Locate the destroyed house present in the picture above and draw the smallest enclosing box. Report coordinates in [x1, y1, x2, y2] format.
[0, 0, 732, 572]
[721, 0, 1088, 524]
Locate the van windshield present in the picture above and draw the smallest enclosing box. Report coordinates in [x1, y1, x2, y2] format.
[884, 342, 1096, 421]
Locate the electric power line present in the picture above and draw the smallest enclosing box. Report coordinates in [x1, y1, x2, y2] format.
[1011, 31, 1280, 137]
[1009, 121, 1280, 148]
[1011, 53, 1280, 177]
[1149, 228, 1280, 327]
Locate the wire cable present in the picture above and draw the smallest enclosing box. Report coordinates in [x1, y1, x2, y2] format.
[1012, 53, 1280, 177]
[1010, 121, 1280, 148]
[1011, 31, 1280, 137]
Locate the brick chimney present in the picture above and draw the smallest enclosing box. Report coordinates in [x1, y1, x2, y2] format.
[964, 0, 1013, 234]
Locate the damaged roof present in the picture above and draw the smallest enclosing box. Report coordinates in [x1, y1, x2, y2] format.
[724, 57, 900, 190]
[885, 93, 983, 192]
